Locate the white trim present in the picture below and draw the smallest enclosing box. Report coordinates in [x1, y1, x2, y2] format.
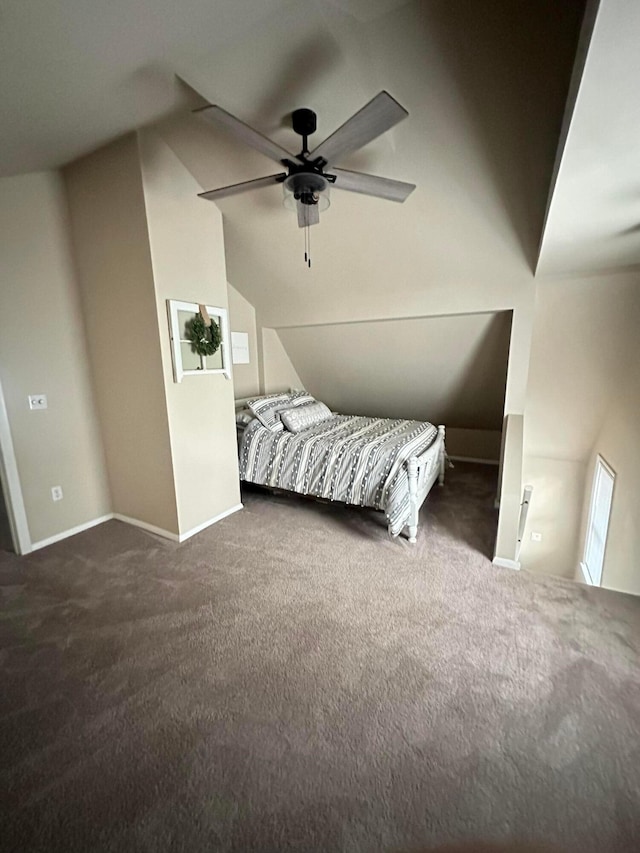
[112, 513, 179, 542]
[581, 455, 615, 588]
[177, 503, 243, 542]
[577, 561, 592, 585]
[449, 455, 499, 466]
[515, 483, 533, 562]
[27, 503, 245, 551]
[31, 514, 114, 551]
[493, 556, 521, 570]
[113, 503, 244, 543]
[0, 379, 32, 554]
[167, 300, 232, 383]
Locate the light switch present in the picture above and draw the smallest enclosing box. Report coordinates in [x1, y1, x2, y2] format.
[531, 531, 543, 542]
[28, 394, 48, 410]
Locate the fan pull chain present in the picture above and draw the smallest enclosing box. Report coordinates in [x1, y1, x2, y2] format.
[303, 223, 312, 268]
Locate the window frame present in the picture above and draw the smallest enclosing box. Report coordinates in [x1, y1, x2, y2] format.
[166, 299, 231, 383]
[581, 454, 615, 587]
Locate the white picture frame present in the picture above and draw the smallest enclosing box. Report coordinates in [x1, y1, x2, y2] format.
[167, 299, 232, 383]
[231, 331, 250, 364]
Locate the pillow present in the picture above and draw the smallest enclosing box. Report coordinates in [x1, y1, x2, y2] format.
[279, 401, 333, 434]
[235, 408, 254, 426]
[288, 392, 316, 408]
[246, 393, 293, 432]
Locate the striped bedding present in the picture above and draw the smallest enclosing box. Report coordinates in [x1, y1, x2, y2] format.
[239, 414, 438, 536]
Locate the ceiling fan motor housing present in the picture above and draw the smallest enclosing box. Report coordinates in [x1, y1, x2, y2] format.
[292, 108, 317, 138]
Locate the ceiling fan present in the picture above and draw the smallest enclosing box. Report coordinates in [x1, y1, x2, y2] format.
[195, 91, 415, 265]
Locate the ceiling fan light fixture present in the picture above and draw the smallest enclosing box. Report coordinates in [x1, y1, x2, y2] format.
[283, 173, 330, 213]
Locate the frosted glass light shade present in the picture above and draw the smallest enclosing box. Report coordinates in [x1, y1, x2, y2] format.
[283, 172, 330, 212]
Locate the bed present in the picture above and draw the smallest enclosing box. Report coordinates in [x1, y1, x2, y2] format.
[235, 392, 446, 543]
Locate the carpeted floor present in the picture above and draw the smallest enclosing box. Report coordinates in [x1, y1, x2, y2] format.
[1, 463, 639, 852]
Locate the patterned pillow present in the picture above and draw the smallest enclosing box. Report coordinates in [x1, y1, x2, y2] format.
[246, 393, 293, 432]
[288, 392, 316, 408]
[279, 401, 333, 434]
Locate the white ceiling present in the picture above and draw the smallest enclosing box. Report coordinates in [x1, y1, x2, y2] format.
[3, 0, 639, 277]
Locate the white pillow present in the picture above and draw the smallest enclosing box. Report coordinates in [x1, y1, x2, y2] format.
[279, 401, 333, 433]
[235, 408, 254, 426]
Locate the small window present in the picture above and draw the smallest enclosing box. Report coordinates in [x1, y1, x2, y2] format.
[581, 456, 615, 587]
[167, 300, 231, 383]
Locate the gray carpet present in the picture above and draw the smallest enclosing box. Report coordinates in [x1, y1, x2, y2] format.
[1, 463, 639, 852]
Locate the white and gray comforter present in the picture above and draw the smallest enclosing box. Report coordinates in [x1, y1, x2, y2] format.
[239, 414, 438, 536]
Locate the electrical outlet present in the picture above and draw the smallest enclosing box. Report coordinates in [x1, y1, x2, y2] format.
[29, 394, 48, 410]
[51, 486, 63, 502]
[531, 531, 542, 542]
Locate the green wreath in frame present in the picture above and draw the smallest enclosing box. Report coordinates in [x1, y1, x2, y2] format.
[186, 311, 222, 357]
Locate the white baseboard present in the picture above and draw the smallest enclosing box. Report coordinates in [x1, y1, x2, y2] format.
[114, 503, 244, 544]
[177, 503, 243, 542]
[29, 503, 245, 552]
[112, 513, 180, 542]
[493, 556, 521, 570]
[31, 513, 114, 551]
[449, 455, 500, 466]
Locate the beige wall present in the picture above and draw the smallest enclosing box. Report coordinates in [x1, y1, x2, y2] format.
[261, 328, 304, 395]
[277, 311, 510, 460]
[522, 270, 640, 583]
[138, 130, 241, 533]
[520, 456, 586, 578]
[0, 171, 110, 544]
[227, 284, 260, 398]
[64, 136, 179, 533]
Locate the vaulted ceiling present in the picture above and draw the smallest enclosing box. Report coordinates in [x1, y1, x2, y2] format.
[536, 0, 640, 276]
[2, 0, 638, 279]
[0, 0, 416, 176]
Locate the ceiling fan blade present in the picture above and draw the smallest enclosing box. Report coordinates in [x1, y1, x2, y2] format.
[195, 104, 296, 165]
[297, 200, 320, 228]
[331, 167, 415, 202]
[309, 91, 408, 166]
[199, 173, 286, 201]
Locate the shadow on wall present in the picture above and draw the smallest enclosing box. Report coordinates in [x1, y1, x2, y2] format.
[422, 0, 585, 272]
[276, 310, 511, 436]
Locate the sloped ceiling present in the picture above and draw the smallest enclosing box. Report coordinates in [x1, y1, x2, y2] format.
[277, 312, 512, 429]
[0, 0, 279, 175]
[536, 0, 640, 276]
[0, 0, 412, 176]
